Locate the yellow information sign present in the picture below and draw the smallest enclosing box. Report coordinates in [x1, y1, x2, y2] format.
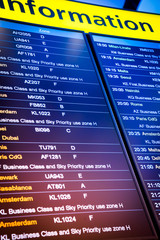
[0, 0, 159, 40]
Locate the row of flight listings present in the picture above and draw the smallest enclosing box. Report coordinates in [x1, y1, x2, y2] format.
[0, 19, 159, 239]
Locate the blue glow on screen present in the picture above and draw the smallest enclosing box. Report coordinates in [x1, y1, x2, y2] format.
[93, 35, 160, 49]
[0, 20, 83, 39]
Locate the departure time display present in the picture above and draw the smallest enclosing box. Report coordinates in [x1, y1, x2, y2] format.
[0, 20, 157, 239]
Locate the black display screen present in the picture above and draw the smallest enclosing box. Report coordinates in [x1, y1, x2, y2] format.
[90, 33, 160, 232]
[0, 20, 157, 239]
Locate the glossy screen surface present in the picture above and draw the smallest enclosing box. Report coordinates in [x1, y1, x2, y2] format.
[90, 33, 160, 231]
[0, 20, 156, 239]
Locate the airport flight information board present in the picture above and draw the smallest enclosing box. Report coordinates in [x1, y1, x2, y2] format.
[0, 20, 157, 240]
[90, 34, 160, 231]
